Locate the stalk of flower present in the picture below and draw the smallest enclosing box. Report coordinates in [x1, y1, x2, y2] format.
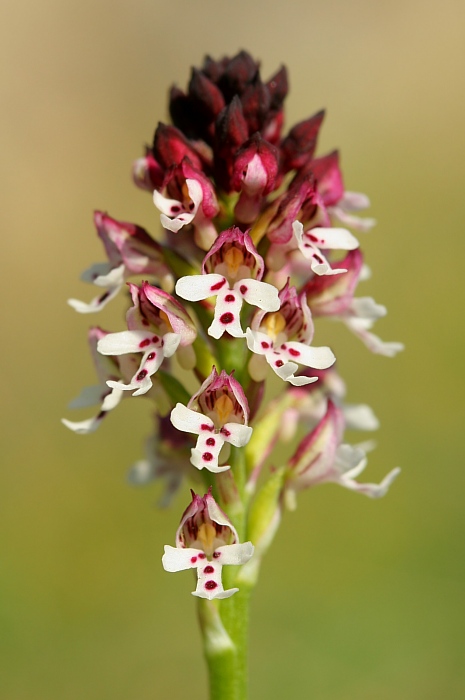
[64, 49, 403, 700]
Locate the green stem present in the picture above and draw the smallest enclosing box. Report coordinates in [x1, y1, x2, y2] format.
[197, 598, 237, 700]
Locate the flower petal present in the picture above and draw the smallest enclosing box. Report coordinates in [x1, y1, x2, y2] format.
[162, 545, 201, 572]
[176, 274, 227, 302]
[235, 279, 280, 312]
[171, 403, 214, 435]
[221, 423, 253, 447]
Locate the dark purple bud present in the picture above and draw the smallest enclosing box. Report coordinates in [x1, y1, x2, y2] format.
[153, 123, 203, 170]
[240, 76, 271, 133]
[280, 110, 326, 173]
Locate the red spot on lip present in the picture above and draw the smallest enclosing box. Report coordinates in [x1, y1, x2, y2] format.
[240, 285, 248, 295]
[261, 341, 270, 349]
[147, 352, 156, 360]
[198, 553, 206, 559]
[190, 556, 197, 563]
[171, 205, 181, 214]
[206, 437, 215, 446]
[313, 255, 323, 263]
[220, 427, 231, 437]
[211, 278, 226, 292]
[203, 452, 213, 461]
[205, 580, 217, 590]
[213, 551, 221, 558]
[201, 423, 214, 432]
[137, 369, 148, 380]
[151, 335, 159, 343]
[224, 294, 235, 302]
[308, 234, 318, 242]
[220, 312, 234, 324]
[288, 348, 300, 357]
[139, 338, 150, 348]
[275, 360, 284, 368]
[204, 565, 214, 574]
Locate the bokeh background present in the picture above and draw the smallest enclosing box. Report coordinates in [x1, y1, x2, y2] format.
[2, 0, 464, 698]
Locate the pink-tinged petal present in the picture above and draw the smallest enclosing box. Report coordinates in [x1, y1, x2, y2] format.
[209, 292, 244, 339]
[162, 545, 202, 572]
[214, 542, 254, 566]
[97, 330, 154, 355]
[235, 279, 280, 312]
[141, 283, 197, 346]
[303, 226, 359, 251]
[221, 423, 253, 448]
[279, 341, 336, 370]
[202, 227, 265, 281]
[176, 273, 227, 302]
[170, 403, 214, 435]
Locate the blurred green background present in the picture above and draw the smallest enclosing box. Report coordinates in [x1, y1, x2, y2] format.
[1, 0, 464, 698]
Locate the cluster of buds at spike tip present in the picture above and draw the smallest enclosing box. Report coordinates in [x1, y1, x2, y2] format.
[63, 50, 402, 600]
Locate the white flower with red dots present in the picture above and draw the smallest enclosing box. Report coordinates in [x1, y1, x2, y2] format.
[291, 219, 359, 276]
[176, 227, 280, 339]
[153, 159, 219, 251]
[284, 399, 400, 509]
[68, 211, 173, 314]
[246, 283, 336, 385]
[97, 282, 196, 396]
[61, 326, 134, 434]
[162, 489, 254, 600]
[170, 367, 252, 473]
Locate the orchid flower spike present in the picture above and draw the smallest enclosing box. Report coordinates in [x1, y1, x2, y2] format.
[170, 367, 252, 473]
[162, 489, 254, 600]
[176, 227, 280, 339]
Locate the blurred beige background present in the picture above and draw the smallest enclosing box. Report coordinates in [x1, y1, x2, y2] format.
[1, 0, 464, 698]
